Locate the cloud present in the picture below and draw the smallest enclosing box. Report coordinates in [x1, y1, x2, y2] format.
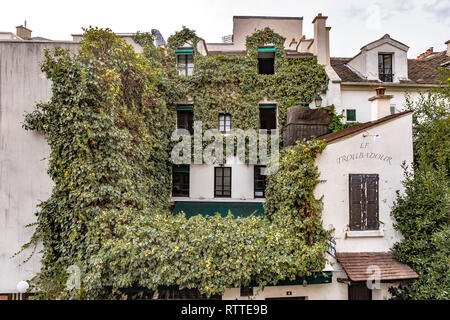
[422, 0, 450, 24]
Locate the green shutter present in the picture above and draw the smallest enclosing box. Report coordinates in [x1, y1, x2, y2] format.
[346, 109, 356, 121]
[176, 105, 193, 111]
[258, 46, 276, 53]
[175, 48, 194, 55]
[259, 104, 276, 109]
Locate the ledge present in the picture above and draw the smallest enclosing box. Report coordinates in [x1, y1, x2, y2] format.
[346, 229, 384, 238]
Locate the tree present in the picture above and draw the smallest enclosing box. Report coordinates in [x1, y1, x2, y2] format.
[390, 69, 450, 300]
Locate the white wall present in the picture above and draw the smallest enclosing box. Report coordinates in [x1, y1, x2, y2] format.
[0, 41, 80, 293]
[172, 156, 262, 202]
[338, 86, 422, 123]
[315, 113, 413, 253]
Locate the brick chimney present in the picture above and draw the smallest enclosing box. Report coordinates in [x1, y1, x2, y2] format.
[417, 47, 434, 60]
[368, 86, 393, 121]
[16, 22, 32, 40]
[312, 13, 330, 65]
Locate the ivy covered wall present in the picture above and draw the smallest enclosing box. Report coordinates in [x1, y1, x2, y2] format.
[21, 27, 330, 299]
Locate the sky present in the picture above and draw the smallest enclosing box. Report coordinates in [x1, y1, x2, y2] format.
[1, 0, 449, 58]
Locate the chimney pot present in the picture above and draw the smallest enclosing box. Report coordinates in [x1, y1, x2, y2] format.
[318, 13, 322, 17]
[301, 35, 306, 40]
[376, 86, 386, 96]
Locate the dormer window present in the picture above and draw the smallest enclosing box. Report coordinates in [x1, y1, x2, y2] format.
[176, 48, 194, 76]
[257, 47, 275, 75]
[378, 53, 393, 82]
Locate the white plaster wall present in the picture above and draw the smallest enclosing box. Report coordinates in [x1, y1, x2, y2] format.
[223, 270, 348, 300]
[0, 41, 79, 292]
[315, 113, 413, 253]
[339, 87, 422, 123]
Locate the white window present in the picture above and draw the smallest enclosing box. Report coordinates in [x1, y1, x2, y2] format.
[177, 54, 194, 76]
[219, 114, 231, 133]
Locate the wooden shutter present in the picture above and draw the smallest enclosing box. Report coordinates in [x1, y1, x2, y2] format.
[349, 174, 379, 231]
[366, 174, 379, 230]
[349, 174, 364, 230]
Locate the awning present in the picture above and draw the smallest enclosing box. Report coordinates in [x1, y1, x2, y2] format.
[175, 48, 194, 55]
[258, 46, 276, 53]
[172, 201, 264, 218]
[259, 104, 276, 109]
[336, 252, 419, 282]
[176, 105, 193, 111]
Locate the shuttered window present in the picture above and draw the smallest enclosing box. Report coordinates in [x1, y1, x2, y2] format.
[349, 174, 379, 231]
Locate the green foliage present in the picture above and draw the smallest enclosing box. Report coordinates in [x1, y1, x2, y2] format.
[321, 107, 361, 132]
[166, 27, 329, 135]
[22, 27, 329, 299]
[390, 78, 450, 300]
[265, 139, 329, 246]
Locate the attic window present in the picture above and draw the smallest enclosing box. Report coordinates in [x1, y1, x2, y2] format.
[257, 47, 275, 75]
[378, 53, 393, 82]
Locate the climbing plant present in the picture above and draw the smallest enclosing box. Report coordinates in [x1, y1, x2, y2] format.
[21, 27, 329, 299]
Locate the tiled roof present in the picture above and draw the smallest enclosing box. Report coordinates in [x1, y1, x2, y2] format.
[318, 110, 412, 143]
[337, 252, 418, 282]
[331, 51, 449, 85]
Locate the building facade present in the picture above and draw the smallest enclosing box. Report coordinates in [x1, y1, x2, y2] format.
[1, 15, 448, 299]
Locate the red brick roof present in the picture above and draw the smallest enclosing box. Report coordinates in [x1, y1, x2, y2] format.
[319, 110, 412, 144]
[337, 252, 418, 282]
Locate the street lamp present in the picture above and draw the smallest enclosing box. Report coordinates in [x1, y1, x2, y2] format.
[314, 94, 323, 107]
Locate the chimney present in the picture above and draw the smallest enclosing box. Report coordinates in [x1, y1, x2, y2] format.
[417, 47, 434, 60]
[368, 86, 393, 121]
[16, 22, 32, 40]
[446, 40, 450, 56]
[312, 13, 329, 65]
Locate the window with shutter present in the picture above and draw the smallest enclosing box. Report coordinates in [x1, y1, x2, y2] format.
[349, 174, 379, 231]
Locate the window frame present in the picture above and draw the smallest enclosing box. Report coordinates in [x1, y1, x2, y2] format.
[346, 109, 356, 122]
[378, 53, 393, 82]
[177, 53, 194, 76]
[259, 105, 277, 132]
[218, 113, 232, 134]
[254, 165, 267, 198]
[349, 174, 379, 231]
[176, 107, 194, 134]
[214, 167, 232, 198]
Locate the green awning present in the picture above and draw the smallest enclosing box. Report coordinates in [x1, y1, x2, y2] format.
[250, 271, 333, 287]
[259, 104, 276, 109]
[175, 48, 194, 55]
[176, 105, 193, 111]
[173, 201, 264, 218]
[258, 46, 276, 53]
[173, 165, 189, 174]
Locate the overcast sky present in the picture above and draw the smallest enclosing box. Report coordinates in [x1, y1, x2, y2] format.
[1, 0, 449, 57]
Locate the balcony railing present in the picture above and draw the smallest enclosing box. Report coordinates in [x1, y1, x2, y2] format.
[379, 69, 393, 82]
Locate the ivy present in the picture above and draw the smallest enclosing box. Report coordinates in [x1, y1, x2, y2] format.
[21, 27, 329, 299]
